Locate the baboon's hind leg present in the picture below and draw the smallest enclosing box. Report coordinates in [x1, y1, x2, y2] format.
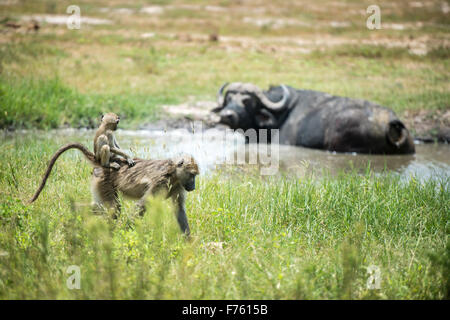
[91, 174, 121, 218]
[97, 135, 120, 170]
[136, 196, 148, 217]
[136, 187, 157, 217]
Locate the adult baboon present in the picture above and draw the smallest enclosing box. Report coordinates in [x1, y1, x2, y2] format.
[91, 155, 199, 235]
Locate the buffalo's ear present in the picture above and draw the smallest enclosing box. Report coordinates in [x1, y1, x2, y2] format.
[255, 109, 277, 128]
[387, 120, 407, 148]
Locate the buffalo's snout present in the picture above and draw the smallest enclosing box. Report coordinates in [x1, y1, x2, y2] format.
[219, 109, 239, 128]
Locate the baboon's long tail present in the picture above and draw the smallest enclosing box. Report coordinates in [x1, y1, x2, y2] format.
[29, 143, 97, 203]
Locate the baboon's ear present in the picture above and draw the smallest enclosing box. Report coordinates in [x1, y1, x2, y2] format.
[177, 159, 184, 167]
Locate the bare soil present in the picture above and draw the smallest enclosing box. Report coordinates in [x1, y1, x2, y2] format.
[402, 109, 450, 143]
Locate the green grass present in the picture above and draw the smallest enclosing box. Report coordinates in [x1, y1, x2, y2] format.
[0, 137, 448, 299]
[0, 76, 173, 129]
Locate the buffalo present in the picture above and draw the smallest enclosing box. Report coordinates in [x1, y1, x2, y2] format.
[212, 83, 415, 154]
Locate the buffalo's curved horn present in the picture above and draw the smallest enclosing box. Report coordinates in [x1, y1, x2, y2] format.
[395, 127, 408, 148]
[214, 82, 229, 111]
[213, 82, 253, 112]
[256, 84, 290, 112]
[214, 82, 290, 112]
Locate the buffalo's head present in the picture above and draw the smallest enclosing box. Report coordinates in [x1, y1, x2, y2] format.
[212, 83, 290, 131]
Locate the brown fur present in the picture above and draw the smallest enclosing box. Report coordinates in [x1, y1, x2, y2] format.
[91, 155, 199, 235]
[29, 143, 199, 236]
[94, 112, 134, 169]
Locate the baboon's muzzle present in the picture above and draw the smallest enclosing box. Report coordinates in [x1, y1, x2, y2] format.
[184, 179, 196, 192]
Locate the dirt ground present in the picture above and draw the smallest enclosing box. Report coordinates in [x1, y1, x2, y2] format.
[402, 108, 450, 142]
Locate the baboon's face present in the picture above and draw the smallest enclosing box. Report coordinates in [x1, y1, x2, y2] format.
[182, 171, 197, 192]
[176, 157, 199, 192]
[102, 113, 120, 130]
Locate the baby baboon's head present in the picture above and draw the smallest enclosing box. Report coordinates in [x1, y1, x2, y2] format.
[175, 155, 199, 192]
[101, 113, 120, 130]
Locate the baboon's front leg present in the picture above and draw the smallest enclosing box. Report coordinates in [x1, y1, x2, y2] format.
[111, 147, 135, 167]
[136, 197, 147, 217]
[173, 192, 190, 236]
[176, 206, 190, 236]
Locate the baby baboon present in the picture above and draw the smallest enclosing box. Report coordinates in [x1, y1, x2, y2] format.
[91, 154, 200, 235]
[94, 113, 135, 170]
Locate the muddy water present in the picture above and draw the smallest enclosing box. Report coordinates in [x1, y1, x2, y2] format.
[6, 129, 450, 181]
[121, 129, 449, 181]
[276, 143, 450, 181]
